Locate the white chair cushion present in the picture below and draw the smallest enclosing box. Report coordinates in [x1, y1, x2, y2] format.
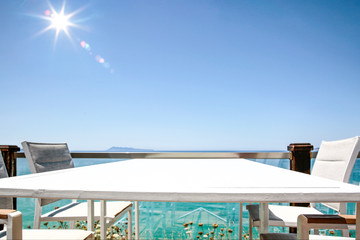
[41, 201, 133, 221]
[248, 204, 323, 227]
[260, 233, 353, 240]
[0, 229, 93, 240]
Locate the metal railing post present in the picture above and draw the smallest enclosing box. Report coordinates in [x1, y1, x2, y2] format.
[287, 143, 313, 233]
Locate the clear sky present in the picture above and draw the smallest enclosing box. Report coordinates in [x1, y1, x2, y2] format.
[1, 0, 359, 151]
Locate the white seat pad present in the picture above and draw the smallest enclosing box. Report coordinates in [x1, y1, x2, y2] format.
[268, 205, 323, 226]
[0, 229, 93, 240]
[309, 235, 353, 240]
[41, 201, 132, 221]
[251, 205, 323, 227]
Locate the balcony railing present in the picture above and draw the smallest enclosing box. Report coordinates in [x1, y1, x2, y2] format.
[15, 151, 292, 159]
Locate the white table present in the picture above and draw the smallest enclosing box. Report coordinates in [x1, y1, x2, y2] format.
[0, 158, 359, 239]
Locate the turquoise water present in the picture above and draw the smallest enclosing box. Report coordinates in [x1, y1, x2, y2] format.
[15, 158, 360, 239]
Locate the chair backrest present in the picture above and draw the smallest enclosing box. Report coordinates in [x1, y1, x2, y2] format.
[311, 136, 360, 212]
[0, 152, 13, 209]
[21, 141, 74, 206]
[21, 141, 74, 173]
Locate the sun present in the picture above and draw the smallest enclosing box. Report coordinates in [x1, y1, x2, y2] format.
[36, 1, 83, 45]
[45, 2, 76, 41]
[50, 10, 71, 32]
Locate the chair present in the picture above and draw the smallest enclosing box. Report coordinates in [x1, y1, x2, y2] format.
[246, 136, 360, 239]
[0, 150, 93, 240]
[260, 214, 356, 240]
[21, 141, 133, 237]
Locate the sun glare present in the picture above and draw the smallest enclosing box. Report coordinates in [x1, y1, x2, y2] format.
[36, 1, 83, 46]
[50, 11, 71, 32]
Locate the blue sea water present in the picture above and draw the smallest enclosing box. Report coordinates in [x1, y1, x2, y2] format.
[15, 157, 360, 239]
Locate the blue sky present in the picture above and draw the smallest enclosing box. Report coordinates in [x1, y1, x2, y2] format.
[1, 0, 359, 151]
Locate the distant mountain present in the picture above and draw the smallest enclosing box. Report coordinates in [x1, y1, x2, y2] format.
[106, 147, 155, 152]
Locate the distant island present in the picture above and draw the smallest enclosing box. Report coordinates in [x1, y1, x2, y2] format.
[106, 147, 155, 152]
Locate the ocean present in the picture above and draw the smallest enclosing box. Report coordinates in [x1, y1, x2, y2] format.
[15, 157, 360, 239]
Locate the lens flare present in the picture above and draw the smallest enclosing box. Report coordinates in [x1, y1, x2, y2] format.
[97, 56, 105, 64]
[35, 1, 85, 47]
[80, 41, 91, 52]
[44, 9, 51, 16]
[82, 44, 113, 73]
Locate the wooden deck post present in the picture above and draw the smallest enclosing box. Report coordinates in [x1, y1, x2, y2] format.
[288, 143, 313, 175]
[0, 145, 20, 210]
[287, 143, 314, 233]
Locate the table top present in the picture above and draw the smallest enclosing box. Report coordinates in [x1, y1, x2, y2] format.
[0, 158, 360, 203]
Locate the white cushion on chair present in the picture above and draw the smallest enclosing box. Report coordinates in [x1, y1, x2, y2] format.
[309, 235, 353, 240]
[41, 201, 133, 222]
[23, 230, 93, 240]
[268, 205, 324, 227]
[0, 229, 94, 240]
[260, 233, 353, 240]
[247, 204, 323, 227]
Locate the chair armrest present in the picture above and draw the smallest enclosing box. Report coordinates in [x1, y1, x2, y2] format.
[0, 209, 17, 219]
[297, 214, 356, 240]
[262, 214, 356, 240]
[0, 209, 22, 239]
[301, 214, 356, 225]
